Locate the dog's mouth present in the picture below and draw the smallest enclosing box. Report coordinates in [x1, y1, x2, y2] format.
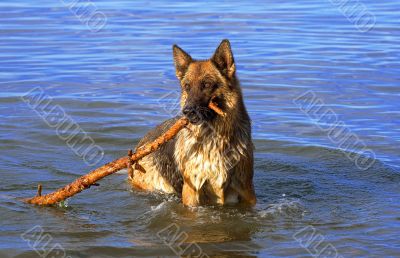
[188, 116, 201, 125]
[183, 96, 224, 125]
[184, 107, 215, 125]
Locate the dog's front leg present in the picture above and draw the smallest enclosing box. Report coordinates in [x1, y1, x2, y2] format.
[233, 182, 256, 206]
[231, 152, 257, 206]
[182, 182, 200, 206]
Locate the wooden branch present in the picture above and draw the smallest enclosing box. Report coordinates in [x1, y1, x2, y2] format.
[127, 149, 134, 179]
[36, 184, 42, 197]
[209, 96, 226, 117]
[24, 98, 225, 206]
[24, 117, 189, 205]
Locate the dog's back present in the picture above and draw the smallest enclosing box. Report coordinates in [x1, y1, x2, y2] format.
[129, 116, 183, 193]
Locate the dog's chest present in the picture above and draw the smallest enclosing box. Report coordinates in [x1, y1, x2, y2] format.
[175, 130, 233, 190]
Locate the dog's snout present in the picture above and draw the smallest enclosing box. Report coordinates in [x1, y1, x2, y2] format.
[183, 106, 197, 119]
[182, 105, 202, 124]
[182, 106, 193, 116]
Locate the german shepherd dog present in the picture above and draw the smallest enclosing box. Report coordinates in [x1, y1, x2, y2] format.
[129, 39, 256, 206]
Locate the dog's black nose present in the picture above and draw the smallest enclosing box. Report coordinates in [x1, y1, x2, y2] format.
[183, 106, 194, 117]
[182, 106, 200, 124]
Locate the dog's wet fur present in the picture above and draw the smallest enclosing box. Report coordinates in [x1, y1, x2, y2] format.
[129, 40, 256, 206]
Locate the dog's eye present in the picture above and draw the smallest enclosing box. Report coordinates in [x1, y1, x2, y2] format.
[202, 82, 213, 90]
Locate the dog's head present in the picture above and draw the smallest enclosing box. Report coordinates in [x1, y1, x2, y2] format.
[173, 39, 237, 125]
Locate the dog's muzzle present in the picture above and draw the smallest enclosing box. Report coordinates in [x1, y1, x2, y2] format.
[182, 106, 201, 124]
[182, 105, 214, 125]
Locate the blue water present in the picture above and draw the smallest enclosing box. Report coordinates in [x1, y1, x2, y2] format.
[0, 1, 399, 257]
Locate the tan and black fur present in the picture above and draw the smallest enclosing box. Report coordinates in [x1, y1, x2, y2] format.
[129, 39, 256, 206]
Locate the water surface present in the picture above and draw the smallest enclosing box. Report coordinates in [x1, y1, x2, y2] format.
[0, 1, 399, 257]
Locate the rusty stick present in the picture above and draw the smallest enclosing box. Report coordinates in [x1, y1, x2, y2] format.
[37, 184, 42, 197]
[24, 98, 224, 206]
[24, 117, 189, 205]
[127, 149, 134, 179]
[209, 96, 226, 117]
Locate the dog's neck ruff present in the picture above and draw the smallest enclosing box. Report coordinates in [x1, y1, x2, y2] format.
[174, 111, 251, 191]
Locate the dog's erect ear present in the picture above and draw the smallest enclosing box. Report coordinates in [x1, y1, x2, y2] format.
[212, 39, 236, 78]
[173, 45, 192, 80]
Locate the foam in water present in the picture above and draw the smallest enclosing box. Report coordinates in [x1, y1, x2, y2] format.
[258, 198, 306, 219]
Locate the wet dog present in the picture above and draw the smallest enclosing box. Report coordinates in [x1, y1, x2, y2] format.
[129, 39, 256, 206]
